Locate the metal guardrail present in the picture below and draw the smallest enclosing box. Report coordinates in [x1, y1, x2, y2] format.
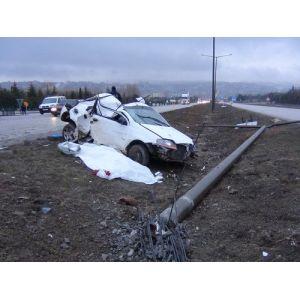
[1, 109, 16, 116]
[0, 110, 40, 117]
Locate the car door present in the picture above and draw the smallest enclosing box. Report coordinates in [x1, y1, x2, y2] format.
[90, 113, 129, 151]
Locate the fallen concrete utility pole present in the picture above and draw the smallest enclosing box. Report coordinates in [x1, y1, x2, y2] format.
[160, 125, 267, 225]
[204, 124, 261, 129]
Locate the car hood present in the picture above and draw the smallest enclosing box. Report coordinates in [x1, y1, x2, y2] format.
[40, 103, 56, 106]
[141, 124, 193, 144]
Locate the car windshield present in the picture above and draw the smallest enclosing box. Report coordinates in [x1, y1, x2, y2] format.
[124, 106, 169, 127]
[43, 98, 57, 104]
[66, 99, 78, 105]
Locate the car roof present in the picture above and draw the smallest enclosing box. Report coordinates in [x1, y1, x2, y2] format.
[44, 96, 65, 99]
[124, 102, 149, 108]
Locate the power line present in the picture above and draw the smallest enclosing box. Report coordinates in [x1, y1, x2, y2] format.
[202, 38, 232, 112]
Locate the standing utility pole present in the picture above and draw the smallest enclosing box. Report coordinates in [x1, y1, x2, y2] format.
[211, 37, 216, 112]
[202, 38, 232, 112]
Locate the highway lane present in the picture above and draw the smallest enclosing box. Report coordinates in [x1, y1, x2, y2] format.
[232, 103, 300, 121]
[0, 103, 199, 147]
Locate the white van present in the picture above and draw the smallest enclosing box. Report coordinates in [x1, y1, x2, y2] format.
[39, 96, 66, 116]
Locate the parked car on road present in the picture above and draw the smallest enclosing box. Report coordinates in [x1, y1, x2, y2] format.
[60, 93, 195, 165]
[39, 96, 66, 116]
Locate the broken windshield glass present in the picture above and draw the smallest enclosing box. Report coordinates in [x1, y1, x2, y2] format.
[124, 106, 169, 126]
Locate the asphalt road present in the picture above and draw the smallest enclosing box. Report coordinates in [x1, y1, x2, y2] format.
[0, 103, 198, 147]
[232, 103, 300, 121]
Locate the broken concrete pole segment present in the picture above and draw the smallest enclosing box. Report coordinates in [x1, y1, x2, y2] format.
[160, 126, 266, 224]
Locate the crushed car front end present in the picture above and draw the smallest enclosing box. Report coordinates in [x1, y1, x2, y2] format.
[123, 103, 195, 163]
[149, 139, 195, 162]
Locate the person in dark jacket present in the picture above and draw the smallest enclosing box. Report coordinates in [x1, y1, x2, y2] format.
[111, 86, 123, 102]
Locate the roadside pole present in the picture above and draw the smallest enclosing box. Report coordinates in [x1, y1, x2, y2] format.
[211, 37, 216, 112]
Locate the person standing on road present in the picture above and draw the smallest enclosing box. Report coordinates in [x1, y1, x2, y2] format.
[20, 103, 26, 115]
[23, 100, 29, 115]
[110, 86, 123, 102]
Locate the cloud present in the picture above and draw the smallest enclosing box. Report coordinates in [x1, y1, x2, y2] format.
[0, 37, 300, 83]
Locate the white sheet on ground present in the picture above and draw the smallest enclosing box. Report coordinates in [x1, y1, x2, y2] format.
[58, 142, 162, 184]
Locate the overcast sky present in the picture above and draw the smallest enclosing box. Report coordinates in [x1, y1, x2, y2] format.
[1, 37, 300, 84]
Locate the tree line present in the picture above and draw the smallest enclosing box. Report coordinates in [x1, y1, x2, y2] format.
[236, 87, 300, 105]
[0, 82, 143, 110]
[0, 82, 94, 110]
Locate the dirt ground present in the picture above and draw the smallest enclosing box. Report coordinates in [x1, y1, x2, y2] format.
[0, 104, 299, 261]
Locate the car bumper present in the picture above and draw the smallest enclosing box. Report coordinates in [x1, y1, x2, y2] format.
[151, 143, 195, 162]
[39, 108, 51, 113]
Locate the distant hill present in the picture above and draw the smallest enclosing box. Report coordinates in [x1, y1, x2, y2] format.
[0, 80, 292, 98]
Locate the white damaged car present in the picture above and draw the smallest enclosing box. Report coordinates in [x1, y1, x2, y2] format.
[60, 93, 195, 165]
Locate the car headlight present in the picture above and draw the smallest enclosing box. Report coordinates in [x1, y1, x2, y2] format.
[51, 107, 57, 112]
[156, 139, 177, 150]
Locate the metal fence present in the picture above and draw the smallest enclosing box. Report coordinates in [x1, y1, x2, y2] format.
[1, 109, 16, 116]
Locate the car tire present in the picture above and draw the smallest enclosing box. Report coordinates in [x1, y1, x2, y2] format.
[39, 110, 44, 115]
[62, 123, 78, 142]
[127, 143, 150, 166]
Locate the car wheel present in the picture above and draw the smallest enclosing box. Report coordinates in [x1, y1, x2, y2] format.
[62, 123, 78, 142]
[127, 143, 150, 166]
[39, 110, 44, 115]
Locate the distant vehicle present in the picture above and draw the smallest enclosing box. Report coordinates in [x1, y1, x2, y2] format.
[39, 96, 66, 116]
[60, 93, 195, 166]
[181, 99, 190, 105]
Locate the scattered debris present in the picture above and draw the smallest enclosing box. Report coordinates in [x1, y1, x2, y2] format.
[91, 169, 99, 176]
[13, 211, 25, 217]
[119, 197, 138, 207]
[262, 251, 269, 257]
[17, 196, 30, 200]
[134, 212, 189, 262]
[48, 133, 63, 140]
[60, 238, 70, 250]
[102, 253, 109, 261]
[41, 207, 52, 214]
[227, 186, 238, 194]
[272, 118, 282, 123]
[127, 248, 134, 257]
[236, 121, 258, 127]
[58, 141, 81, 155]
[228, 188, 238, 195]
[100, 221, 108, 228]
[104, 170, 111, 177]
